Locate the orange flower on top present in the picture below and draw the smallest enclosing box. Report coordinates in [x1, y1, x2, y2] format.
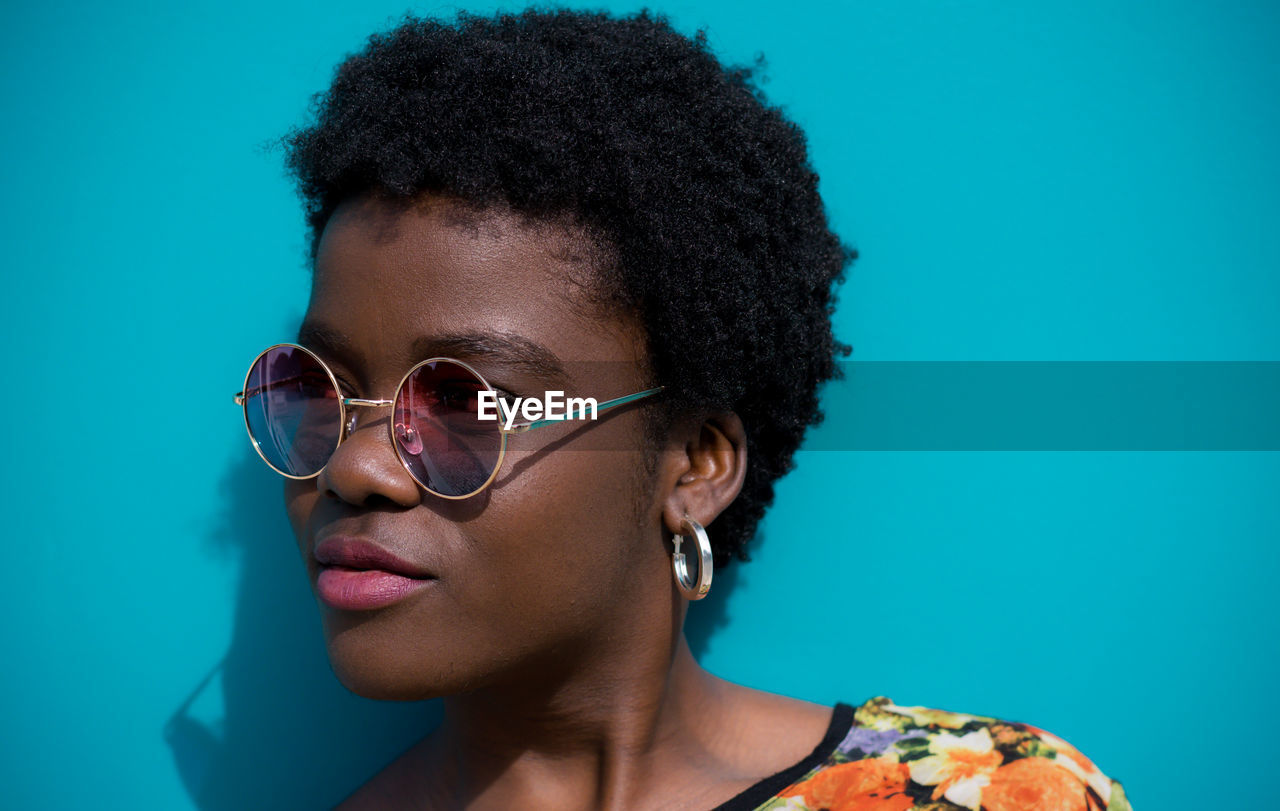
[981, 756, 1089, 811]
[1021, 724, 1114, 804]
[782, 758, 914, 811]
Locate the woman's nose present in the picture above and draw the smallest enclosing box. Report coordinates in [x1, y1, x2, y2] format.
[316, 407, 421, 508]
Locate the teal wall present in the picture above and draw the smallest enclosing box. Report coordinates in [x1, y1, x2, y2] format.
[4, 1, 1277, 808]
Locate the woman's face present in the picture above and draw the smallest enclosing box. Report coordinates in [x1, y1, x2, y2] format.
[284, 194, 673, 700]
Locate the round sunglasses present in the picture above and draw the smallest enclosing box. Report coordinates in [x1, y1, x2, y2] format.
[233, 343, 663, 499]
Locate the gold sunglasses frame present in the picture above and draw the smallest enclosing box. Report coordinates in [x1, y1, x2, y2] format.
[234, 342, 664, 499]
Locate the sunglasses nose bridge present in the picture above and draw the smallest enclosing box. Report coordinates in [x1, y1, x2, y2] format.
[341, 398, 395, 435]
[316, 397, 422, 508]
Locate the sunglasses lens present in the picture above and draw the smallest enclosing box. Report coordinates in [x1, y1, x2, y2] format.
[242, 345, 342, 477]
[393, 360, 504, 497]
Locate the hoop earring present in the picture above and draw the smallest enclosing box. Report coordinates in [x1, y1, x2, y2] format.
[671, 515, 713, 600]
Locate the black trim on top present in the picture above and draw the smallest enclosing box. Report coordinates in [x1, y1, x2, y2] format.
[708, 701, 855, 811]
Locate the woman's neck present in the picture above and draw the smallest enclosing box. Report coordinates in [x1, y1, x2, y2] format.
[338, 606, 837, 811]
[421, 633, 742, 810]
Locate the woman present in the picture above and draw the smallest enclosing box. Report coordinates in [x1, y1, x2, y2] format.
[234, 9, 1131, 810]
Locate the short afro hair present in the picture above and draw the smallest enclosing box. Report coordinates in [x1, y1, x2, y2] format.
[283, 7, 854, 568]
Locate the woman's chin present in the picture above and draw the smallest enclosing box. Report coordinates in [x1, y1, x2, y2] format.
[327, 654, 466, 701]
[321, 630, 473, 701]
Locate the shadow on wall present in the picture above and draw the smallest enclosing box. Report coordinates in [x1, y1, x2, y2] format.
[165, 452, 737, 809]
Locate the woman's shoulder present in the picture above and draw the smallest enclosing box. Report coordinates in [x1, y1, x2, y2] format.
[758, 696, 1131, 811]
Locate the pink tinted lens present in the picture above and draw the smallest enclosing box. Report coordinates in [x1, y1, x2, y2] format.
[243, 345, 342, 477]
[392, 360, 504, 497]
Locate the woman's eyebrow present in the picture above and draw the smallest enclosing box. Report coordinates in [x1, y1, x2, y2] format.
[295, 320, 568, 385]
[297, 321, 359, 366]
[412, 331, 568, 384]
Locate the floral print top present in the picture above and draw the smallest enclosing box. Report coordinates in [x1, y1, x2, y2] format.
[713, 696, 1131, 811]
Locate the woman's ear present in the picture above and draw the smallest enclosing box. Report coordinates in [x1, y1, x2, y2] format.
[660, 412, 747, 535]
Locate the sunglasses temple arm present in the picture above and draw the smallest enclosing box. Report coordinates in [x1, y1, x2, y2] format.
[508, 386, 665, 433]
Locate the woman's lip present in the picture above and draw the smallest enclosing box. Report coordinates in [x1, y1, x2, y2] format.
[312, 536, 436, 610]
[313, 536, 436, 578]
[316, 567, 435, 610]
